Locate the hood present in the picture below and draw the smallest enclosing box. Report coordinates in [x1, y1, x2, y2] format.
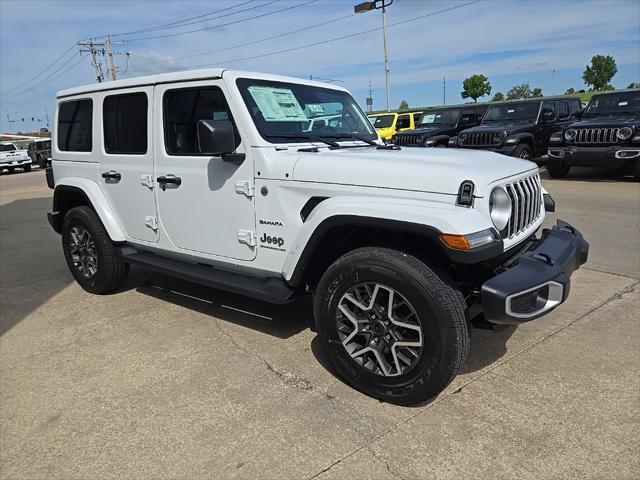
[569, 116, 640, 129]
[291, 146, 536, 196]
[464, 121, 534, 135]
[399, 125, 454, 136]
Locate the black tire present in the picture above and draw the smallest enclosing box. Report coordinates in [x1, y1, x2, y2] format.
[23, 164, 31, 172]
[632, 160, 640, 181]
[62, 206, 128, 294]
[435, 143, 447, 148]
[547, 157, 571, 178]
[7, 167, 14, 174]
[314, 247, 469, 405]
[512, 143, 532, 160]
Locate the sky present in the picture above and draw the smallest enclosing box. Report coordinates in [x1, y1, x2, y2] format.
[1, 0, 639, 133]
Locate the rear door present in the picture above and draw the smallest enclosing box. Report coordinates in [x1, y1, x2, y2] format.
[98, 88, 158, 243]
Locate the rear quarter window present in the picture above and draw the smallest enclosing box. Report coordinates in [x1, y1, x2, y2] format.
[57, 99, 93, 152]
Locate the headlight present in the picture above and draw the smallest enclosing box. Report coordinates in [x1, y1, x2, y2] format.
[618, 127, 633, 140]
[494, 132, 507, 144]
[490, 187, 512, 231]
[565, 129, 577, 141]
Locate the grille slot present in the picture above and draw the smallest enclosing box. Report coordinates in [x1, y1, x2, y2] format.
[503, 173, 542, 239]
[575, 127, 619, 145]
[460, 132, 500, 147]
[393, 134, 420, 146]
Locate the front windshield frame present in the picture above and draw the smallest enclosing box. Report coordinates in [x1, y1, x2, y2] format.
[584, 91, 640, 117]
[483, 102, 541, 122]
[418, 108, 461, 126]
[236, 78, 376, 144]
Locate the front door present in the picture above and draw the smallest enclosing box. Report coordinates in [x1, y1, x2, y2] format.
[154, 80, 256, 261]
[99, 87, 158, 242]
[537, 101, 558, 153]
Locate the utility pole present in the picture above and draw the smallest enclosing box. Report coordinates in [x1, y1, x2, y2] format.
[354, 0, 393, 112]
[443, 76, 446, 106]
[78, 37, 128, 83]
[366, 77, 373, 112]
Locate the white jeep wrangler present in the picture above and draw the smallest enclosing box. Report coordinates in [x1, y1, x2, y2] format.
[47, 69, 589, 405]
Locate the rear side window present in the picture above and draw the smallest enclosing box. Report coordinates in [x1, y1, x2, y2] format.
[57, 99, 92, 152]
[103, 93, 148, 154]
[557, 101, 569, 119]
[164, 87, 237, 155]
[396, 115, 410, 129]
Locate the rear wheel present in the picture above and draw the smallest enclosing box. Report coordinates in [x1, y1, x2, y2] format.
[547, 157, 571, 178]
[512, 143, 532, 160]
[314, 247, 469, 405]
[62, 206, 128, 294]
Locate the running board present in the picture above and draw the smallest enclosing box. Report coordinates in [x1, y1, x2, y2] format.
[118, 248, 297, 304]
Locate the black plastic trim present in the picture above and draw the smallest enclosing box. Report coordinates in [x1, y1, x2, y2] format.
[543, 193, 555, 212]
[300, 197, 329, 222]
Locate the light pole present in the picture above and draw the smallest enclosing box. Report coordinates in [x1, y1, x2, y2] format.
[354, 0, 393, 112]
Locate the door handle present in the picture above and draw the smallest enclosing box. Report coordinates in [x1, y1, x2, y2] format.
[101, 170, 121, 182]
[157, 175, 182, 191]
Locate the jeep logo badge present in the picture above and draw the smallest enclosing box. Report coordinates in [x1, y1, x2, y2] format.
[260, 233, 284, 248]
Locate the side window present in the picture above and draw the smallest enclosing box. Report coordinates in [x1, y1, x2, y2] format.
[57, 99, 92, 152]
[459, 108, 475, 126]
[164, 87, 237, 156]
[569, 100, 581, 116]
[541, 102, 556, 120]
[396, 115, 410, 129]
[557, 101, 569, 120]
[103, 92, 148, 154]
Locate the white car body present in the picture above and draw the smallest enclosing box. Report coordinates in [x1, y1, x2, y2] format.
[0, 143, 32, 169]
[50, 68, 545, 282]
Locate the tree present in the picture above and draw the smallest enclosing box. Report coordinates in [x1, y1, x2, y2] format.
[583, 55, 617, 91]
[506, 83, 532, 100]
[398, 99, 409, 110]
[461, 74, 491, 103]
[531, 87, 543, 97]
[628, 82, 640, 89]
[492, 92, 504, 101]
[565, 88, 575, 94]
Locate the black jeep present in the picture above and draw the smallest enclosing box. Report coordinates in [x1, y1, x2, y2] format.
[547, 89, 640, 178]
[27, 139, 52, 168]
[451, 96, 582, 160]
[391, 104, 487, 147]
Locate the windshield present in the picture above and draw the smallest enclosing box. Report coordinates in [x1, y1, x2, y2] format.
[418, 109, 460, 125]
[584, 91, 640, 117]
[237, 78, 376, 143]
[369, 114, 395, 128]
[484, 102, 540, 122]
[0, 144, 16, 152]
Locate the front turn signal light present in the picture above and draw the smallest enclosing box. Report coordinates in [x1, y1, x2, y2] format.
[440, 229, 498, 250]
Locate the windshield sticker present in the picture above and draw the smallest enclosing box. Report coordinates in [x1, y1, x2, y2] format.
[618, 101, 628, 106]
[307, 104, 325, 115]
[507, 109, 515, 113]
[248, 86, 308, 122]
[422, 114, 436, 123]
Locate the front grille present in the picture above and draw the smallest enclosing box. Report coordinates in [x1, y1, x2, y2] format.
[393, 134, 421, 146]
[460, 132, 500, 147]
[574, 127, 619, 145]
[503, 173, 542, 239]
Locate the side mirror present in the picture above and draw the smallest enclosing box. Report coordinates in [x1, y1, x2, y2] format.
[197, 119, 236, 156]
[540, 108, 554, 122]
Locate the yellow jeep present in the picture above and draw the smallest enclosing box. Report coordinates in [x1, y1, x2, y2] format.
[368, 111, 422, 140]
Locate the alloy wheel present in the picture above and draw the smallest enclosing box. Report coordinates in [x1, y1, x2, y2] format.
[69, 225, 98, 278]
[336, 283, 424, 377]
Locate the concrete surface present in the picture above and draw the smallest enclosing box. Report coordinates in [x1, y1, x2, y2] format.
[0, 167, 638, 479]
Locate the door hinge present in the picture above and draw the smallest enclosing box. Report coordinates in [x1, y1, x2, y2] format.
[140, 174, 154, 189]
[145, 216, 159, 231]
[235, 180, 255, 198]
[237, 229, 256, 247]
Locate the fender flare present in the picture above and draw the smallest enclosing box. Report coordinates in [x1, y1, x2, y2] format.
[282, 196, 500, 285]
[52, 177, 126, 241]
[506, 132, 535, 147]
[427, 134, 451, 146]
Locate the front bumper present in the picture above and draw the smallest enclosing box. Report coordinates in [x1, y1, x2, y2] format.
[481, 220, 589, 324]
[0, 158, 32, 167]
[547, 145, 640, 167]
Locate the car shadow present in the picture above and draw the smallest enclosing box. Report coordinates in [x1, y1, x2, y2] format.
[135, 272, 313, 339]
[540, 165, 636, 182]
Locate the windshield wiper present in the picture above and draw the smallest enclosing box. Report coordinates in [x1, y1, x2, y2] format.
[320, 133, 377, 146]
[264, 133, 339, 148]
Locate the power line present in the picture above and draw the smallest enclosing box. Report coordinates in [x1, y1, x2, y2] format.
[125, 0, 319, 42]
[129, 12, 355, 70]
[176, 0, 483, 70]
[0, 43, 77, 95]
[99, 0, 261, 38]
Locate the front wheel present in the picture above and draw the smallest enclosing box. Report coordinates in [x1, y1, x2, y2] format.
[512, 143, 532, 160]
[62, 206, 128, 294]
[314, 247, 469, 405]
[547, 157, 571, 178]
[23, 164, 31, 172]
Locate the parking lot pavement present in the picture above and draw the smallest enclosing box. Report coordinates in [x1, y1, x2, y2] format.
[1, 168, 638, 479]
